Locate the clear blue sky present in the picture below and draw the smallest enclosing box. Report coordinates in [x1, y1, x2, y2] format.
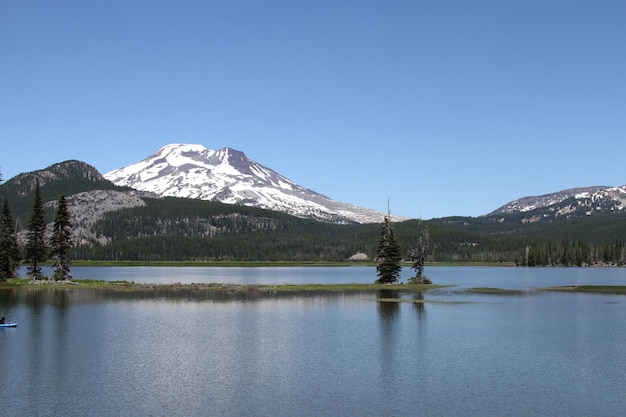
[2, 1, 625, 219]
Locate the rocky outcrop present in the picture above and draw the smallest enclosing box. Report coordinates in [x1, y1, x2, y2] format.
[44, 190, 153, 246]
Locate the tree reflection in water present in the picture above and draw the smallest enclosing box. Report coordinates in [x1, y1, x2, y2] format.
[413, 291, 425, 315]
[377, 289, 400, 322]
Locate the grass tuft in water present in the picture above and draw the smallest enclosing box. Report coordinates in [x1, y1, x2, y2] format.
[465, 287, 527, 295]
[541, 285, 626, 295]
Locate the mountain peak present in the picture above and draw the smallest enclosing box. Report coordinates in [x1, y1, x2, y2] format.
[489, 184, 626, 219]
[148, 143, 209, 164]
[105, 143, 394, 223]
[6, 160, 111, 194]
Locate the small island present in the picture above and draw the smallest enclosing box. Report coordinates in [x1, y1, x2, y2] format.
[541, 285, 626, 295]
[0, 277, 442, 294]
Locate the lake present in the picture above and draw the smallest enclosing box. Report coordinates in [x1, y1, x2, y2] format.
[1, 266, 625, 416]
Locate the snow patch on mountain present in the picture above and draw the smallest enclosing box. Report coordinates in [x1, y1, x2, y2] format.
[104, 144, 400, 224]
[490, 185, 626, 218]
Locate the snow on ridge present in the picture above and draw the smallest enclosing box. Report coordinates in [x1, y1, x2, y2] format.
[491, 184, 626, 217]
[104, 143, 395, 223]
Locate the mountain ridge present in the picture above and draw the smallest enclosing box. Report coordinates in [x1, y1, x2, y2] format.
[104, 143, 397, 224]
[3, 154, 624, 224]
[489, 184, 626, 221]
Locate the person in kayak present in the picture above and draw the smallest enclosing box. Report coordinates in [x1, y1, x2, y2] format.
[0, 317, 4, 324]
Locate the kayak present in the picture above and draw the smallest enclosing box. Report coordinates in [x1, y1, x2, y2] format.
[0, 322, 17, 328]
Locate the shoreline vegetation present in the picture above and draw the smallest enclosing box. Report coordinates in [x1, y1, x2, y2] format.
[0, 278, 444, 293]
[541, 285, 626, 294]
[2, 278, 625, 297]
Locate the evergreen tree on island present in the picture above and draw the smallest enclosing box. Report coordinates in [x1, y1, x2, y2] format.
[25, 178, 48, 280]
[51, 194, 73, 281]
[408, 223, 432, 284]
[375, 215, 402, 284]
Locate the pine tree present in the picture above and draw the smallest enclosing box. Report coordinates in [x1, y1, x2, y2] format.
[0, 199, 21, 281]
[408, 223, 432, 284]
[0, 170, 20, 281]
[51, 194, 73, 281]
[25, 178, 48, 280]
[375, 216, 402, 284]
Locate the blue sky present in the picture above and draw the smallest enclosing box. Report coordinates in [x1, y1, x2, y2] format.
[1, 1, 625, 219]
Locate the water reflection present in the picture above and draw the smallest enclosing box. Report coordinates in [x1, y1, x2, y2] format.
[2, 275, 626, 416]
[413, 291, 425, 315]
[0, 288, 18, 309]
[1, 287, 381, 307]
[376, 289, 426, 319]
[52, 296, 70, 402]
[377, 289, 401, 411]
[8, 289, 75, 309]
[377, 289, 400, 322]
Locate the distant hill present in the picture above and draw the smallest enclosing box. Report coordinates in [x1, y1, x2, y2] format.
[489, 185, 626, 221]
[1, 160, 124, 225]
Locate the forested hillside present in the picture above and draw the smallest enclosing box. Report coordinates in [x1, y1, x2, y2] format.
[69, 196, 626, 264]
[2, 161, 625, 265]
[75, 197, 379, 261]
[426, 215, 626, 265]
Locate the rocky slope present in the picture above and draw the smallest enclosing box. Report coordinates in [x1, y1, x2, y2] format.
[2, 161, 156, 246]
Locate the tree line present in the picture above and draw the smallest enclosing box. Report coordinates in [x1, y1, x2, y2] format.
[517, 241, 625, 266]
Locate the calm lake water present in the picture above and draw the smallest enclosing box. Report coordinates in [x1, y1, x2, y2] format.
[1, 266, 625, 416]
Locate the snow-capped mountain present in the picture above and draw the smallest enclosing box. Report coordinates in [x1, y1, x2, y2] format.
[490, 185, 626, 218]
[104, 144, 396, 224]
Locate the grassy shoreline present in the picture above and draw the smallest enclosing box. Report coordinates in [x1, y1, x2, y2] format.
[0, 278, 444, 293]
